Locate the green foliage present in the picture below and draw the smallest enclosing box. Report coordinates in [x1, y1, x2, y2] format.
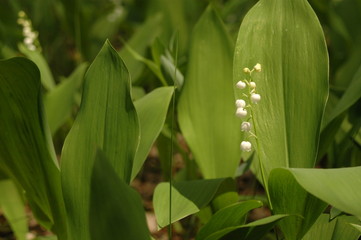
[89, 150, 150, 240]
[0, 57, 67, 238]
[0, 179, 27, 240]
[61, 40, 139, 240]
[154, 178, 236, 228]
[178, 5, 241, 179]
[302, 214, 361, 240]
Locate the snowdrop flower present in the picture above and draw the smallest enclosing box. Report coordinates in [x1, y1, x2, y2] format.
[241, 122, 251, 132]
[235, 99, 246, 108]
[254, 63, 261, 72]
[249, 82, 256, 88]
[236, 80, 246, 89]
[251, 93, 261, 103]
[240, 141, 252, 152]
[236, 108, 247, 118]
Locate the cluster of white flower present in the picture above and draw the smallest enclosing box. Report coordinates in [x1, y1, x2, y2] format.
[235, 63, 262, 152]
[17, 11, 40, 51]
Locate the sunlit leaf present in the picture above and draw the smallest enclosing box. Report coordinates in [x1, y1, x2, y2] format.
[132, 87, 174, 180]
[178, 5, 241, 179]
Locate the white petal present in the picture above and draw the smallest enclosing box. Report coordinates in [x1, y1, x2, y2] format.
[235, 99, 246, 108]
[251, 93, 261, 103]
[241, 122, 251, 132]
[254, 63, 261, 72]
[236, 108, 247, 118]
[236, 81, 246, 89]
[240, 141, 252, 152]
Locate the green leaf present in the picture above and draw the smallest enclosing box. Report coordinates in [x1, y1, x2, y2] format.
[302, 214, 361, 240]
[153, 178, 234, 228]
[61, 40, 139, 240]
[325, 64, 361, 125]
[178, 5, 241, 179]
[350, 224, 361, 233]
[132, 87, 174, 180]
[119, 14, 163, 83]
[288, 167, 361, 218]
[44, 63, 88, 135]
[0, 179, 27, 240]
[18, 44, 55, 90]
[269, 168, 327, 240]
[89, 150, 150, 240]
[233, 0, 328, 178]
[0, 57, 67, 238]
[196, 200, 262, 240]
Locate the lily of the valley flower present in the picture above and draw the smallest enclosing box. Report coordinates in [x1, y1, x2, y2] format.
[249, 82, 256, 88]
[241, 122, 251, 132]
[240, 141, 252, 152]
[243, 67, 251, 73]
[236, 108, 247, 118]
[235, 99, 246, 108]
[254, 63, 261, 72]
[236, 81, 246, 89]
[251, 93, 261, 103]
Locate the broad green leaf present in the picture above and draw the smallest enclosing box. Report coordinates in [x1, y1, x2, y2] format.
[288, 167, 361, 219]
[302, 214, 361, 240]
[198, 214, 288, 240]
[233, 0, 328, 178]
[132, 87, 174, 180]
[89, 150, 150, 240]
[0, 57, 67, 238]
[178, 5, 241, 179]
[0, 179, 27, 240]
[18, 44, 55, 90]
[153, 178, 234, 228]
[196, 200, 262, 240]
[119, 14, 163, 82]
[44, 63, 88, 135]
[269, 168, 327, 240]
[351, 224, 361, 233]
[61, 40, 139, 240]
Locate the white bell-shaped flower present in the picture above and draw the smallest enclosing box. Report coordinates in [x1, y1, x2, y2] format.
[254, 63, 261, 72]
[235, 99, 246, 108]
[243, 67, 251, 73]
[236, 108, 247, 118]
[251, 93, 261, 103]
[240, 141, 252, 152]
[241, 122, 251, 132]
[249, 82, 256, 88]
[236, 81, 246, 89]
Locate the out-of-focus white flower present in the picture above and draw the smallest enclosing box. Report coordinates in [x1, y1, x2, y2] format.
[249, 82, 256, 88]
[243, 67, 251, 73]
[236, 108, 247, 118]
[236, 80, 246, 89]
[241, 122, 251, 132]
[251, 93, 261, 103]
[240, 141, 252, 152]
[235, 99, 246, 108]
[254, 63, 261, 72]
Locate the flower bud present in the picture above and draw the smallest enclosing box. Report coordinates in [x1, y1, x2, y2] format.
[249, 82, 256, 88]
[254, 63, 261, 72]
[235, 99, 246, 108]
[236, 81, 246, 89]
[251, 93, 261, 103]
[241, 122, 251, 132]
[240, 141, 252, 152]
[236, 108, 247, 118]
[243, 67, 251, 73]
